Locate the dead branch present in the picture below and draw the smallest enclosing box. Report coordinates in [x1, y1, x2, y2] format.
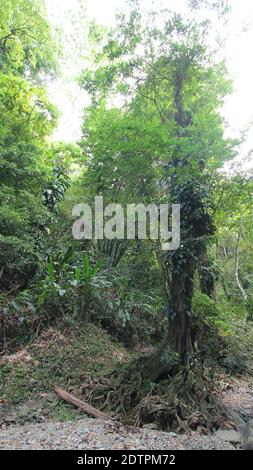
[52, 384, 116, 421]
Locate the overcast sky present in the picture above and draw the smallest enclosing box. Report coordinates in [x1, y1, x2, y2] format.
[45, 0, 253, 166]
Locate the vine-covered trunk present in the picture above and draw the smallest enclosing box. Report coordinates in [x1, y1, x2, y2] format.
[169, 253, 195, 364]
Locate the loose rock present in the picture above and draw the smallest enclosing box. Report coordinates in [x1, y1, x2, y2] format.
[215, 430, 241, 444]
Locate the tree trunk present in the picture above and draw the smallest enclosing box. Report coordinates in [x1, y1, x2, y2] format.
[168, 252, 195, 363]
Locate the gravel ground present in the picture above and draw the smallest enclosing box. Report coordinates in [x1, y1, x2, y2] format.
[0, 419, 235, 450]
[221, 376, 253, 420]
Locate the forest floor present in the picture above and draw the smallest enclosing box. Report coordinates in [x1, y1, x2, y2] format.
[0, 324, 253, 449]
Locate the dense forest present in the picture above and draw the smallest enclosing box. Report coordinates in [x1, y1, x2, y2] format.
[1, 0, 253, 452]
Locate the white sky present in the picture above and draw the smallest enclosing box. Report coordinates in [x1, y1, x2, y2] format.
[45, 0, 253, 167]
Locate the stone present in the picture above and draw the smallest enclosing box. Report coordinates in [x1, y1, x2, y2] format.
[35, 415, 46, 423]
[4, 415, 17, 423]
[25, 400, 37, 409]
[215, 430, 241, 444]
[143, 423, 158, 430]
[242, 419, 253, 450]
[44, 392, 59, 404]
[17, 405, 30, 418]
[228, 410, 246, 434]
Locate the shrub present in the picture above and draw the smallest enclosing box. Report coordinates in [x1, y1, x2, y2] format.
[191, 293, 222, 362]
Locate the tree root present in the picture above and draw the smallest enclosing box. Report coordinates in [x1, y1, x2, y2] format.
[139, 364, 229, 433]
[80, 350, 231, 433]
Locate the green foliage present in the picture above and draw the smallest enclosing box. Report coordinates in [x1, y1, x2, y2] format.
[43, 164, 70, 212]
[91, 273, 164, 345]
[219, 312, 253, 375]
[191, 293, 221, 361]
[0, 9, 74, 291]
[0, 74, 57, 290]
[192, 292, 220, 322]
[0, 0, 59, 79]
[191, 293, 253, 374]
[36, 250, 104, 321]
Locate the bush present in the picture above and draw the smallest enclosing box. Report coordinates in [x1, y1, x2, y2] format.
[191, 293, 222, 362]
[191, 294, 253, 374]
[219, 320, 253, 375]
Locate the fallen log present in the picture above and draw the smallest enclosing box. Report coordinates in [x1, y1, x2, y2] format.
[52, 385, 116, 421]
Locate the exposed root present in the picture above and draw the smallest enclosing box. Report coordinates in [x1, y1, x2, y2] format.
[81, 352, 230, 433]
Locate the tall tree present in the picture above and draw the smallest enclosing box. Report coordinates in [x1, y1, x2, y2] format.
[0, 0, 59, 291]
[81, 2, 235, 364]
